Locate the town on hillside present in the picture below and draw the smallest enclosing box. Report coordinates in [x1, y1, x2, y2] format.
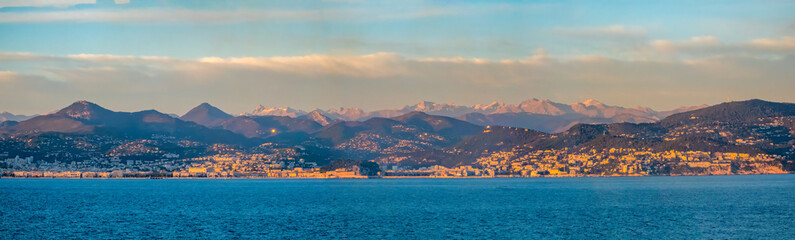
[1, 99, 794, 178]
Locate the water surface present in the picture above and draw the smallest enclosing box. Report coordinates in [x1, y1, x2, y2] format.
[1, 175, 793, 239]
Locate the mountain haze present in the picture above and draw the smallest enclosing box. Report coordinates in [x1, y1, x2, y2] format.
[245, 98, 707, 133]
[0, 112, 36, 122]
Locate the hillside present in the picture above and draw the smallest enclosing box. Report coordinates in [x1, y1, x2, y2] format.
[180, 103, 233, 127]
[8, 101, 253, 146]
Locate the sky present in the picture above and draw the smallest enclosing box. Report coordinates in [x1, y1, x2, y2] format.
[1, 0, 794, 115]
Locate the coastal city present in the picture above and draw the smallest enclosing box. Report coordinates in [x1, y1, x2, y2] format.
[2, 145, 788, 178]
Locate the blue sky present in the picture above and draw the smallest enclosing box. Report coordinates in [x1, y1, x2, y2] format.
[1, 0, 794, 115]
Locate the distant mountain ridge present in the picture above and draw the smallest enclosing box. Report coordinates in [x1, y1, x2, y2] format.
[3, 101, 252, 145]
[297, 110, 335, 126]
[1, 99, 793, 171]
[245, 105, 306, 118]
[243, 98, 707, 133]
[0, 112, 37, 122]
[418, 99, 795, 167]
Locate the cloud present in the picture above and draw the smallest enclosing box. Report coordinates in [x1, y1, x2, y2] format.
[650, 36, 722, 53]
[648, 36, 795, 57]
[0, 71, 74, 113]
[748, 36, 795, 50]
[67, 53, 173, 62]
[0, 0, 95, 8]
[197, 53, 407, 78]
[553, 25, 648, 40]
[0, 52, 53, 61]
[0, 70, 19, 79]
[0, 6, 479, 23]
[0, 9, 331, 23]
[1, 51, 793, 115]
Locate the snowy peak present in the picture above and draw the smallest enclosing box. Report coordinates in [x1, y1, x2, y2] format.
[632, 106, 655, 113]
[236, 99, 709, 126]
[321, 107, 366, 121]
[404, 101, 464, 111]
[570, 100, 640, 118]
[247, 105, 307, 118]
[579, 98, 605, 107]
[412, 101, 435, 111]
[474, 101, 506, 111]
[0, 112, 36, 122]
[400, 100, 476, 117]
[517, 98, 567, 115]
[299, 110, 335, 126]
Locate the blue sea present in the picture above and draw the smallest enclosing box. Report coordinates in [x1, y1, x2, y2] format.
[1, 175, 793, 239]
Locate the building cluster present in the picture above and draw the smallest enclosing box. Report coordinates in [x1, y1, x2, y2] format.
[471, 147, 787, 177]
[170, 151, 327, 178]
[334, 132, 439, 156]
[1, 115, 792, 178]
[1, 151, 372, 178]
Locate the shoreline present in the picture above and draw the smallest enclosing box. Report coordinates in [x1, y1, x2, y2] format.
[1, 172, 790, 179]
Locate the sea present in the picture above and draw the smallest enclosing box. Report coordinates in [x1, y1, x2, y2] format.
[1, 175, 793, 239]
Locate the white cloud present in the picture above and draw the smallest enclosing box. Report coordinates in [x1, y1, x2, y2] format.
[0, 52, 51, 61]
[650, 36, 722, 52]
[197, 53, 406, 78]
[67, 53, 172, 62]
[749, 36, 795, 50]
[0, 6, 479, 23]
[689, 36, 721, 45]
[649, 35, 795, 56]
[1, 51, 793, 115]
[0, 70, 19, 80]
[553, 25, 648, 40]
[0, 9, 329, 23]
[0, 0, 94, 8]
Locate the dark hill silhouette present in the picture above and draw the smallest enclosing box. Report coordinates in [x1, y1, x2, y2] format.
[9, 101, 253, 146]
[661, 99, 795, 127]
[180, 103, 233, 127]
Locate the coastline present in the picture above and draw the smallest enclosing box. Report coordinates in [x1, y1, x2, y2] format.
[1, 172, 790, 179]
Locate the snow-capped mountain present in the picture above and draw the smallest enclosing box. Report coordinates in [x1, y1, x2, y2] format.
[319, 107, 368, 121]
[246, 105, 307, 118]
[0, 112, 36, 122]
[473, 101, 508, 113]
[298, 110, 335, 126]
[398, 101, 474, 117]
[242, 99, 708, 133]
[247, 99, 707, 120]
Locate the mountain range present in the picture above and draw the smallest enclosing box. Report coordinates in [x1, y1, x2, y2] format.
[0, 112, 36, 122]
[1, 101, 252, 145]
[1, 99, 792, 170]
[0, 98, 705, 134]
[241, 99, 706, 133]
